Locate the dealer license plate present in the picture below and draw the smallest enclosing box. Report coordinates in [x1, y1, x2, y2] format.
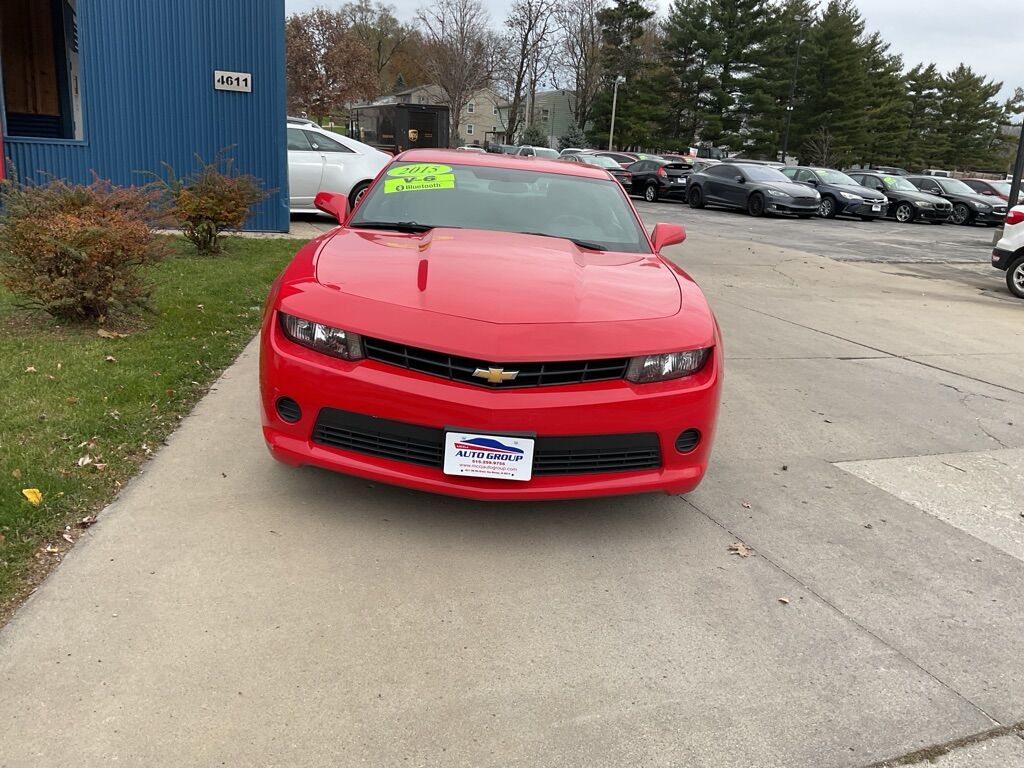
[443, 432, 535, 481]
[872, 204, 881, 212]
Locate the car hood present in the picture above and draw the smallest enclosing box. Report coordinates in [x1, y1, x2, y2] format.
[943, 191, 1006, 207]
[314, 228, 681, 324]
[761, 181, 818, 197]
[828, 183, 887, 202]
[894, 188, 948, 204]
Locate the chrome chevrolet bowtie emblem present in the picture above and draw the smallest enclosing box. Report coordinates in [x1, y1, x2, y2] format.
[473, 367, 519, 384]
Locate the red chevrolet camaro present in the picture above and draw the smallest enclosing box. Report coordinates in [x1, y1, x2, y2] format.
[259, 150, 722, 500]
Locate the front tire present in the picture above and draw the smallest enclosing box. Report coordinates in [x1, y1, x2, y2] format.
[951, 203, 972, 226]
[819, 196, 837, 218]
[644, 183, 659, 203]
[747, 193, 765, 217]
[1007, 254, 1024, 299]
[349, 181, 371, 210]
[689, 187, 704, 209]
[894, 202, 915, 223]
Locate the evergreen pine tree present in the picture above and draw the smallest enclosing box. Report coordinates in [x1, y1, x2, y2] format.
[858, 32, 907, 167]
[902, 63, 945, 169]
[938, 65, 1005, 169]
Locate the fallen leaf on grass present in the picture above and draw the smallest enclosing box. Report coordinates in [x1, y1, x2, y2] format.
[12, 468, 22, 480]
[24, 366, 37, 374]
[97, 329, 129, 339]
[76, 455, 93, 467]
[44, 544, 60, 554]
[22, 488, 43, 506]
[104, 355, 117, 363]
[94, 463, 108, 471]
[78, 515, 98, 528]
[728, 542, 752, 558]
[62, 533, 74, 544]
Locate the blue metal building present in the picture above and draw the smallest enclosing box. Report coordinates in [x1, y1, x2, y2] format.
[0, 0, 289, 232]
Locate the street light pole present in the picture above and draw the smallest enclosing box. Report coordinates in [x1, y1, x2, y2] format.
[608, 75, 626, 151]
[779, 17, 808, 163]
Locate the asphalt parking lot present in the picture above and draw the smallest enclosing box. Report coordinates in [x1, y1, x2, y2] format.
[1, 207, 1023, 767]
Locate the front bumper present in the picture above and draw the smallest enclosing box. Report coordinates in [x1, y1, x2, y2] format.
[260, 316, 722, 500]
[841, 200, 888, 217]
[916, 207, 952, 221]
[767, 199, 819, 215]
[974, 209, 1007, 224]
[992, 247, 1018, 271]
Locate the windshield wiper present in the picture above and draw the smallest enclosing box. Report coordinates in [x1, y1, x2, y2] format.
[349, 221, 440, 233]
[521, 231, 608, 251]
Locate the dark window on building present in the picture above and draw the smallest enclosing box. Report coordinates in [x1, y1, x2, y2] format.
[2, 0, 82, 139]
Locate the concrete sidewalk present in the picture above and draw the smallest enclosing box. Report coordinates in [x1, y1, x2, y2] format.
[2, 230, 1024, 767]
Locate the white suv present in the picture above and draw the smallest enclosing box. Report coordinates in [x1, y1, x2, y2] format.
[287, 124, 391, 212]
[993, 205, 1024, 298]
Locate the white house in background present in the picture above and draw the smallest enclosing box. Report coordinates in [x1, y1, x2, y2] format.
[498, 89, 577, 148]
[369, 85, 509, 147]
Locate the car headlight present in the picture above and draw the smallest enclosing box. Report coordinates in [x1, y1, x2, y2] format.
[279, 312, 364, 360]
[766, 189, 788, 197]
[914, 200, 933, 208]
[839, 192, 863, 201]
[626, 348, 710, 383]
[972, 200, 990, 210]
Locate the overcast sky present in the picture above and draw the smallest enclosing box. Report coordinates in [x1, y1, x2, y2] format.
[284, 0, 1021, 102]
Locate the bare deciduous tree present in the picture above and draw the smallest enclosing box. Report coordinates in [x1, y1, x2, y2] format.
[417, 0, 494, 144]
[496, 0, 557, 143]
[554, 0, 607, 130]
[339, 0, 414, 90]
[285, 9, 378, 118]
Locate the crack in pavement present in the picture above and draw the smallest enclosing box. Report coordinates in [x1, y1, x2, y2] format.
[715, 298, 1024, 397]
[859, 720, 1024, 767]
[683, 496, 1002, 732]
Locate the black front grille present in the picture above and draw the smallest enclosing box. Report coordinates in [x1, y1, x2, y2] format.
[362, 337, 629, 389]
[312, 409, 661, 476]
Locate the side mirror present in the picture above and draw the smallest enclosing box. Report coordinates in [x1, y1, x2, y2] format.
[651, 223, 686, 253]
[314, 191, 350, 224]
[806, 178, 818, 186]
[734, 175, 745, 183]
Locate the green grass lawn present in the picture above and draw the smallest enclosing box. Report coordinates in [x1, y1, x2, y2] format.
[0, 237, 302, 618]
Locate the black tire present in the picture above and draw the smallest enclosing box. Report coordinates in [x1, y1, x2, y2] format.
[688, 186, 704, 209]
[1007, 254, 1024, 299]
[747, 193, 765, 217]
[951, 203, 972, 226]
[819, 196, 838, 219]
[349, 181, 371, 210]
[644, 183, 659, 203]
[894, 201, 915, 223]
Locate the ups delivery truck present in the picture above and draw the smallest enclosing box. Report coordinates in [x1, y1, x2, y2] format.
[349, 103, 450, 154]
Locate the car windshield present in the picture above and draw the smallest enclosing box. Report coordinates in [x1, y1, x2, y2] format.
[581, 155, 621, 169]
[740, 165, 789, 182]
[936, 178, 979, 195]
[534, 148, 560, 158]
[816, 169, 858, 185]
[989, 181, 1011, 195]
[350, 162, 650, 253]
[883, 176, 917, 192]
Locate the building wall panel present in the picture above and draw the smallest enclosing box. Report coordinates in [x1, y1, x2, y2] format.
[2, 0, 290, 231]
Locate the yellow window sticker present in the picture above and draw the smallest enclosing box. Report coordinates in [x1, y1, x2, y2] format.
[384, 163, 455, 193]
[883, 176, 896, 185]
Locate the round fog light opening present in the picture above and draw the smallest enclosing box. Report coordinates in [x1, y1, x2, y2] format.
[276, 397, 302, 423]
[676, 429, 701, 453]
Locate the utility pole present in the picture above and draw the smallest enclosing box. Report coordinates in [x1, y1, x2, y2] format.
[608, 75, 626, 151]
[1009, 122, 1024, 209]
[779, 16, 809, 164]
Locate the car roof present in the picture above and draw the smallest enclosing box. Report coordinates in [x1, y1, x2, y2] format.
[393, 148, 612, 181]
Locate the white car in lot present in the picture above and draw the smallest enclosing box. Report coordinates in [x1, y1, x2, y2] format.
[287, 124, 391, 212]
[993, 204, 1024, 299]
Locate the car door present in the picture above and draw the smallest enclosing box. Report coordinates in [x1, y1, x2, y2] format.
[720, 167, 747, 207]
[702, 165, 729, 204]
[287, 127, 325, 209]
[305, 129, 359, 198]
[629, 161, 650, 193]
